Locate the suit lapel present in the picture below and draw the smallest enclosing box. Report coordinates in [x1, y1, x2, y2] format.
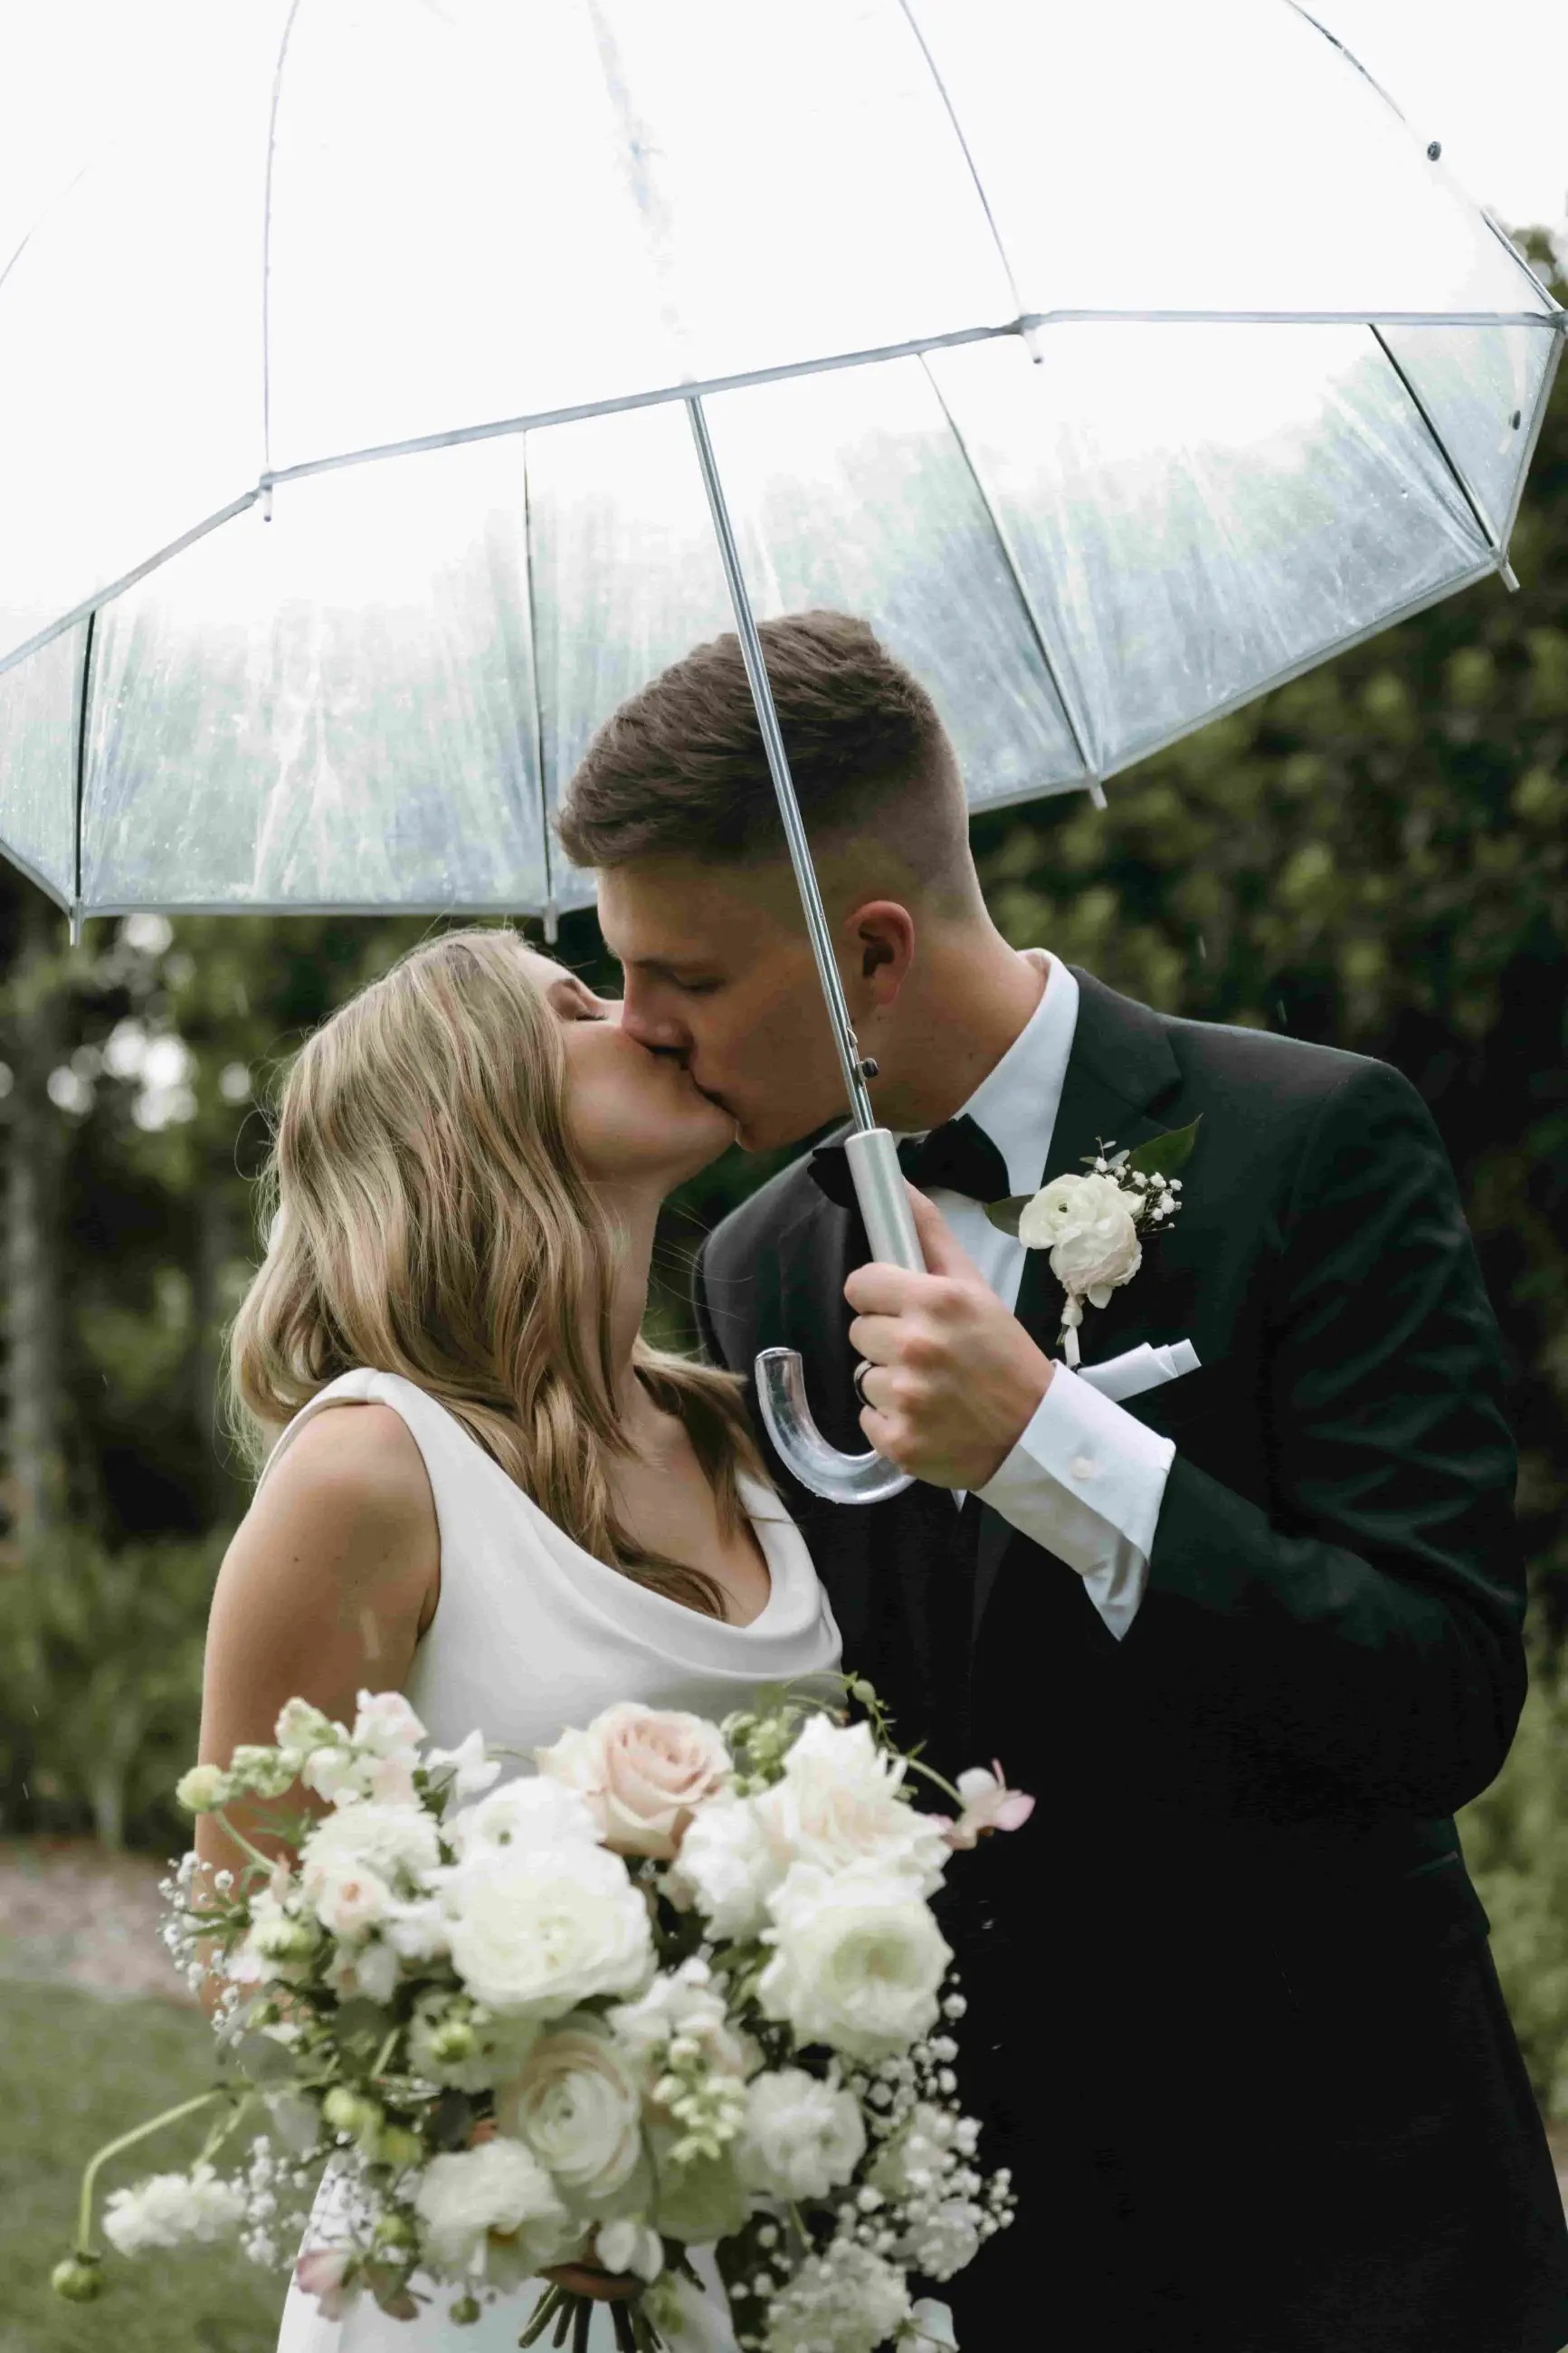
[973, 968, 1187, 1639]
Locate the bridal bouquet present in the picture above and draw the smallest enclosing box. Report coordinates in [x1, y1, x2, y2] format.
[51, 1681, 1027, 2352]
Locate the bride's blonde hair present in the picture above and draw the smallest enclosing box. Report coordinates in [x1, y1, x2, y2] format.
[228, 926, 762, 1616]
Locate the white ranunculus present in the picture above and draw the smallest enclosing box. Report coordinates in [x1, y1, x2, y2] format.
[103, 2163, 247, 2256]
[736, 2067, 867, 2200]
[444, 1843, 652, 2017]
[758, 1718, 946, 1895]
[759, 1863, 951, 2062]
[495, 2015, 646, 2207]
[668, 1793, 781, 1939]
[412, 2139, 570, 2276]
[300, 1800, 441, 1897]
[350, 1690, 427, 1757]
[445, 1774, 603, 1862]
[537, 1703, 732, 1860]
[1017, 1171, 1142, 1306]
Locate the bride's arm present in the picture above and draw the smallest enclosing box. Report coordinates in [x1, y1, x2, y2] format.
[188, 1403, 439, 2005]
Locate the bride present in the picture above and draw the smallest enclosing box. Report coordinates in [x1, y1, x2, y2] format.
[195, 927, 841, 2350]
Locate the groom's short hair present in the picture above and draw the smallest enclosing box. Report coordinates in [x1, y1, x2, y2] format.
[557, 611, 966, 889]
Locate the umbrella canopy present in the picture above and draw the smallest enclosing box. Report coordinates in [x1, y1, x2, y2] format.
[0, 0, 1560, 938]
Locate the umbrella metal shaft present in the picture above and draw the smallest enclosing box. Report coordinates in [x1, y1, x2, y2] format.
[687, 395, 877, 1138]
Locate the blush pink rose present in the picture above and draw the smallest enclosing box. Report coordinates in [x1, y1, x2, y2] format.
[536, 1703, 732, 1860]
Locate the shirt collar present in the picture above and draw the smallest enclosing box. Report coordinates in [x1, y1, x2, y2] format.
[957, 950, 1079, 1198]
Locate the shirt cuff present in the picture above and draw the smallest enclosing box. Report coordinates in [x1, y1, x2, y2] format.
[975, 1368, 1175, 1641]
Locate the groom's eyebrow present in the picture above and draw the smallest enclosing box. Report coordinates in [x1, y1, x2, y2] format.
[619, 953, 721, 982]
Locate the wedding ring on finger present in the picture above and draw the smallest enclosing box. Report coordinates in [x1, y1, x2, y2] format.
[852, 1359, 876, 1410]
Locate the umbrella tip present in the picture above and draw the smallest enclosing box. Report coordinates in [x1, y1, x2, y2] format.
[1497, 557, 1520, 594]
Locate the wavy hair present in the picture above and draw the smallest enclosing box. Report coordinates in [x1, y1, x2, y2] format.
[228, 927, 761, 1617]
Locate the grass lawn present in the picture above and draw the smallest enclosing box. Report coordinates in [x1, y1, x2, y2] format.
[0, 1980, 284, 2353]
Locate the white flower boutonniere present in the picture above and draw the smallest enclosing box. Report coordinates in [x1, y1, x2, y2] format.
[984, 1118, 1201, 1366]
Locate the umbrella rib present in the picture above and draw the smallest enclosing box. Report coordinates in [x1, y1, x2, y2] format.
[1493, 320, 1563, 560]
[1367, 324, 1512, 580]
[917, 352, 1102, 804]
[261, 0, 307, 487]
[893, 0, 1031, 331]
[254, 313, 1563, 490]
[0, 491, 261, 689]
[984, 552, 1497, 815]
[68, 607, 97, 946]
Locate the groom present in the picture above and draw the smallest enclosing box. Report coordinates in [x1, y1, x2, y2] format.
[559, 611, 1568, 2353]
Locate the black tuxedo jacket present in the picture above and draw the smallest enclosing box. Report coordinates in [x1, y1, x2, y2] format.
[695, 969, 1568, 2353]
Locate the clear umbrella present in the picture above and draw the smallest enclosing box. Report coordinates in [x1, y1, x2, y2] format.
[0, 0, 1560, 1499]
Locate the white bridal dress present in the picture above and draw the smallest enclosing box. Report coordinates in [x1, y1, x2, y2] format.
[270, 1367, 842, 2353]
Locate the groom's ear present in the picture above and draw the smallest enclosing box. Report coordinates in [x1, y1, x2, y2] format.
[845, 900, 916, 1003]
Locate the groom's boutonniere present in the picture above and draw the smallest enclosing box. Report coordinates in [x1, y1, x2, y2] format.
[984, 1118, 1202, 1366]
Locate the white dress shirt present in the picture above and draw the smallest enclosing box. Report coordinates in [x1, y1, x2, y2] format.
[916, 951, 1174, 1642]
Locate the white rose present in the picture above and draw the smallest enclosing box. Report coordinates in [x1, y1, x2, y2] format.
[446, 1774, 603, 1862]
[412, 2139, 570, 2276]
[350, 1690, 427, 1757]
[495, 2015, 646, 2207]
[444, 1843, 652, 2017]
[737, 2067, 867, 2200]
[1017, 1172, 1141, 1306]
[758, 1718, 946, 1895]
[300, 1800, 440, 1899]
[667, 1794, 782, 1939]
[537, 1703, 732, 1861]
[759, 1863, 951, 2062]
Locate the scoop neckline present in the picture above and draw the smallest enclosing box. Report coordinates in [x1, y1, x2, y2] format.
[360, 1369, 799, 1643]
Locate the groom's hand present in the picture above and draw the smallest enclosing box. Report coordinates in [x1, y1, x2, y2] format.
[844, 1189, 1053, 1489]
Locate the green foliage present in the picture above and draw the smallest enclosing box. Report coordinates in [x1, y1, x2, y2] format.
[0, 1532, 222, 1850]
[1459, 1629, 1568, 2119]
[0, 1981, 278, 2352]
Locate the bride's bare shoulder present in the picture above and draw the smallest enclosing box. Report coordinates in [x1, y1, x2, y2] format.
[226, 1401, 438, 1598]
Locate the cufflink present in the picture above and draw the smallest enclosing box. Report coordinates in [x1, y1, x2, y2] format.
[1069, 1453, 1098, 1481]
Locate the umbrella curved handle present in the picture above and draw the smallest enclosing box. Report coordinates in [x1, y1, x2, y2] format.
[754, 1128, 922, 1506]
[755, 1347, 916, 1504]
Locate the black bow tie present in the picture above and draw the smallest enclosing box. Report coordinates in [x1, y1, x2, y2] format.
[808, 1113, 1011, 1212]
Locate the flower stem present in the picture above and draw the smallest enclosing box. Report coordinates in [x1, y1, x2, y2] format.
[74, 2089, 227, 2254]
[209, 1809, 280, 1875]
[518, 2285, 565, 2347]
[900, 1753, 965, 1809]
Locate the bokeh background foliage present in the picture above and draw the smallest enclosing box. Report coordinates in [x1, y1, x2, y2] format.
[1, 235, 1564, 2124]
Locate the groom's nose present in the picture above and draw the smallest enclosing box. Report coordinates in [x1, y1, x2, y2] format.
[619, 987, 689, 1058]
